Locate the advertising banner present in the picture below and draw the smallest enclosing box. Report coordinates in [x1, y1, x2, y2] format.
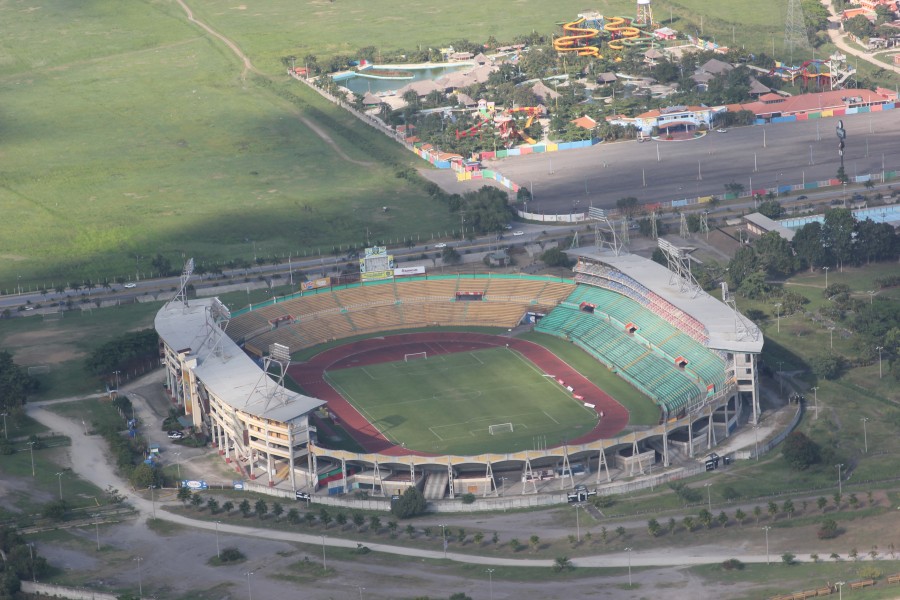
[301, 277, 330, 291]
[394, 266, 426, 276]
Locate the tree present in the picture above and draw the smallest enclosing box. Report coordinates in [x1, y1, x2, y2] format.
[782, 431, 821, 470]
[822, 208, 855, 270]
[833, 492, 842, 510]
[616, 196, 640, 218]
[717, 511, 728, 528]
[130, 463, 160, 489]
[320, 508, 332, 529]
[287, 508, 300, 525]
[667, 517, 677, 534]
[818, 518, 839, 539]
[698, 509, 713, 529]
[553, 556, 574, 572]
[724, 181, 745, 196]
[177, 486, 191, 505]
[757, 200, 785, 220]
[190, 494, 203, 509]
[781, 552, 796, 565]
[335, 512, 347, 528]
[782, 499, 795, 519]
[391, 486, 427, 518]
[407, 524, 417, 539]
[753, 505, 762, 525]
[441, 247, 462, 265]
[239, 499, 251, 517]
[734, 509, 746, 526]
[206, 497, 219, 513]
[352, 513, 365, 531]
[683, 516, 695, 532]
[222, 500, 234, 514]
[647, 518, 661, 537]
[388, 520, 399, 537]
[615, 526, 626, 538]
[272, 502, 284, 521]
[254, 499, 268, 519]
[848, 493, 858, 510]
[755, 232, 796, 276]
[529, 534, 540, 552]
[817, 496, 828, 513]
[541, 247, 573, 268]
[727, 246, 758, 288]
[810, 353, 842, 380]
[768, 501, 779, 520]
[369, 515, 381, 532]
[0, 351, 39, 413]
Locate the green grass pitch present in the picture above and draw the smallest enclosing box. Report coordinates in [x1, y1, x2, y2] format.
[324, 347, 598, 455]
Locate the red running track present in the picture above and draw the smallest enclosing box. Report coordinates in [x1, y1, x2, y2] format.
[288, 332, 629, 456]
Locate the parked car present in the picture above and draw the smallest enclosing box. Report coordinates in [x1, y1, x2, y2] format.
[796, 195, 808, 200]
[716, 128, 727, 133]
[434, 243, 447, 249]
[167, 430, 184, 440]
[512, 231, 525, 236]
[123, 283, 136, 289]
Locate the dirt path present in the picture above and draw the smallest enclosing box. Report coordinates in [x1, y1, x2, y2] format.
[174, 0, 373, 167]
[820, 0, 900, 76]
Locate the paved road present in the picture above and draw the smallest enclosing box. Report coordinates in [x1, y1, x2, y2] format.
[487, 110, 900, 212]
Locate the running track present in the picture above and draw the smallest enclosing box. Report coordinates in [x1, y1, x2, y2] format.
[288, 333, 629, 457]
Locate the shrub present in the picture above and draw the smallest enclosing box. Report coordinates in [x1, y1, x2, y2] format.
[721, 558, 744, 570]
[781, 431, 821, 470]
[817, 518, 839, 539]
[461, 493, 476, 505]
[218, 547, 245, 563]
[391, 487, 427, 518]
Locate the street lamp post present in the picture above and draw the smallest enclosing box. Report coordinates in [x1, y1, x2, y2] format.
[625, 547, 633, 586]
[174, 452, 182, 481]
[149, 485, 156, 518]
[1, 412, 7, 440]
[835, 581, 845, 600]
[321, 535, 327, 572]
[811, 387, 818, 420]
[215, 521, 221, 559]
[836, 464, 843, 497]
[358, 586, 366, 600]
[94, 522, 100, 551]
[440, 524, 447, 558]
[861, 417, 869, 453]
[56, 472, 64, 500]
[774, 303, 782, 334]
[876, 346, 884, 379]
[762, 526, 771, 565]
[486, 568, 495, 600]
[245, 571, 254, 600]
[704, 483, 712, 513]
[867, 290, 875, 304]
[823, 266, 829, 291]
[134, 556, 144, 599]
[28, 441, 35, 477]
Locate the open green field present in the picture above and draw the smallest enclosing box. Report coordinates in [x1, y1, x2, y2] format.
[0, 0, 813, 291]
[324, 347, 597, 455]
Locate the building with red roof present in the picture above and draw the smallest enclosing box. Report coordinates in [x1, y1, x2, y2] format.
[725, 88, 892, 120]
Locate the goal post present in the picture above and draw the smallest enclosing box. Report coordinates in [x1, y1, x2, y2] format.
[404, 351, 427, 362]
[488, 422, 514, 435]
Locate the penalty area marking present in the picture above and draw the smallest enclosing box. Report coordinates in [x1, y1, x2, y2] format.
[542, 410, 560, 425]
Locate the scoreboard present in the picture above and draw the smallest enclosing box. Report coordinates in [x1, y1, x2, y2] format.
[359, 246, 394, 281]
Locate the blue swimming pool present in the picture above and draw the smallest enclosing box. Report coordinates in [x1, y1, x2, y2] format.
[780, 203, 900, 229]
[331, 63, 471, 95]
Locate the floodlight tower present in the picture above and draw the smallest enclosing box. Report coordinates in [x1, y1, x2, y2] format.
[636, 0, 653, 27]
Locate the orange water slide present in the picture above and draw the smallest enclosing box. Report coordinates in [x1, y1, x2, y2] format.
[553, 17, 603, 58]
[604, 16, 640, 50]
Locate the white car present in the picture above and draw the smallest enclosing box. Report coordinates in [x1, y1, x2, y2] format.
[123, 283, 137, 289]
[434, 243, 447, 249]
[716, 128, 727, 133]
[167, 430, 184, 440]
[512, 231, 525, 236]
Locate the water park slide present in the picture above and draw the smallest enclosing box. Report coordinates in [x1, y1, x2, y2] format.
[605, 16, 652, 50]
[554, 17, 603, 58]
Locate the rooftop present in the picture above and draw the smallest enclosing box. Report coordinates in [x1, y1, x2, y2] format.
[564, 247, 764, 353]
[155, 298, 325, 423]
[743, 212, 797, 242]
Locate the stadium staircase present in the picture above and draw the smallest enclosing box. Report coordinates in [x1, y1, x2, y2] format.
[423, 471, 449, 500]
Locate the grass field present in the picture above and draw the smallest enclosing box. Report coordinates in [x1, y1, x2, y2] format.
[324, 347, 597, 455]
[0, 0, 811, 291]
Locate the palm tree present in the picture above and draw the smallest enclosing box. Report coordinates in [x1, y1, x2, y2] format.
[647, 518, 661, 537]
[553, 556, 573, 572]
[767, 501, 778, 521]
[529, 535, 540, 552]
[698, 509, 713, 529]
[753, 505, 763, 525]
[817, 496, 828, 513]
[353, 513, 365, 531]
[782, 499, 794, 519]
[734, 509, 746, 526]
[683, 516, 694, 533]
[406, 525, 416, 539]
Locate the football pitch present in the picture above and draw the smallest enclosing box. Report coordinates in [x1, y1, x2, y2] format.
[324, 347, 598, 455]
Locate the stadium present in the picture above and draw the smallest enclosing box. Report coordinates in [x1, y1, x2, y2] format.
[155, 241, 762, 503]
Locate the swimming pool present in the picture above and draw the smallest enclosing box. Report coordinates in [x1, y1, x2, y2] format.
[780, 203, 900, 229]
[332, 63, 472, 96]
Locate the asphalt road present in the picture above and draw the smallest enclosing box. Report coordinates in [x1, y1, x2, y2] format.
[487, 109, 900, 212]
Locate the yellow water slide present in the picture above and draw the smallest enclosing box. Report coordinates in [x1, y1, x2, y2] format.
[553, 17, 603, 58]
[604, 16, 641, 51]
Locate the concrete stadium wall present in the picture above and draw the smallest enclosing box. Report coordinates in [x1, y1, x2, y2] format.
[21, 582, 117, 600]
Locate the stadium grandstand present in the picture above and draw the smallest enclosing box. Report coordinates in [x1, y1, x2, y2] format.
[155, 253, 761, 502]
